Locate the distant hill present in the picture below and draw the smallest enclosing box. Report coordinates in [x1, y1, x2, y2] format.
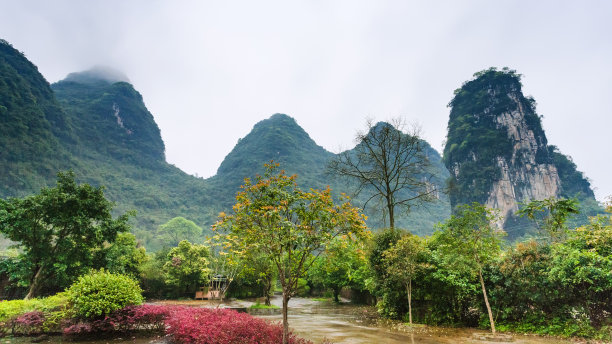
[0, 38, 483, 250]
[50, 69, 218, 250]
[207, 114, 334, 211]
[208, 114, 451, 234]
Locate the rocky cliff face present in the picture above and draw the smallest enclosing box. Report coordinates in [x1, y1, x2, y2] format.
[485, 103, 561, 227]
[443, 68, 562, 235]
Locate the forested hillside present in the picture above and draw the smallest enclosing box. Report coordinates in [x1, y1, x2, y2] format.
[6, 39, 600, 249]
[0, 39, 72, 196]
[0, 39, 451, 250]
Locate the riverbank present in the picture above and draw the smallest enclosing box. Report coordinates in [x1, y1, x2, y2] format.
[5, 296, 599, 343]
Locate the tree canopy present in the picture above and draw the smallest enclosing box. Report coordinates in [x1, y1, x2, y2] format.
[215, 162, 368, 344]
[0, 171, 131, 298]
[433, 202, 504, 333]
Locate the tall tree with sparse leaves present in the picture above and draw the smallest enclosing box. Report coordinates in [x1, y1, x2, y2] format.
[328, 118, 437, 229]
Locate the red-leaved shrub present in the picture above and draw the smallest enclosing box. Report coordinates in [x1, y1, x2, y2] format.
[165, 307, 311, 344]
[60, 304, 312, 343]
[63, 304, 170, 336]
[11, 311, 45, 335]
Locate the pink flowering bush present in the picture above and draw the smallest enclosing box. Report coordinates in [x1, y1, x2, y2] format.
[165, 307, 312, 344]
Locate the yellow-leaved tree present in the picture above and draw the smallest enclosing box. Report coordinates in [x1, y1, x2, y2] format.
[214, 162, 368, 344]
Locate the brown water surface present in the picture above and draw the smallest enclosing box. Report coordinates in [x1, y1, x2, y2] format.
[257, 297, 580, 344]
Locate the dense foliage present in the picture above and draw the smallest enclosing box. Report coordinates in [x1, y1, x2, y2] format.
[367, 201, 611, 340]
[99, 232, 148, 279]
[0, 171, 131, 298]
[67, 270, 143, 319]
[308, 237, 369, 302]
[163, 240, 211, 297]
[432, 203, 504, 332]
[0, 39, 71, 195]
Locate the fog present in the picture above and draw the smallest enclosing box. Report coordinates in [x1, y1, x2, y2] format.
[1, 0, 610, 201]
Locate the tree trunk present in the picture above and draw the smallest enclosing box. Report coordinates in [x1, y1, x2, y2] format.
[264, 277, 272, 306]
[24, 266, 43, 300]
[387, 199, 395, 229]
[333, 288, 340, 303]
[479, 269, 495, 333]
[282, 290, 290, 344]
[406, 279, 412, 325]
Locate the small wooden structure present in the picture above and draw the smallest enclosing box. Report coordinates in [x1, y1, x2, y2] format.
[194, 274, 228, 300]
[194, 286, 209, 300]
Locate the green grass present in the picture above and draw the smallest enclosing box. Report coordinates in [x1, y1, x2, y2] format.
[249, 302, 279, 309]
[311, 297, 330, 302]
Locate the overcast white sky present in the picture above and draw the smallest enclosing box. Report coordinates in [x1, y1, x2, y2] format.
[1, 0, 610, 201]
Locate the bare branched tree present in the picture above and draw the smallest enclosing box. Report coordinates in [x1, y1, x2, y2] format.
[328, 118, 438, 229]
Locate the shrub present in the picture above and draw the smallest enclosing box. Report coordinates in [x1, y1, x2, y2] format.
[0, 299, 33, 323]
[165, 307, 311, 344]
[0, 292, 70, 335]
[62, 304, 170, 336]
[11, 311, 45, 335]
[67, 270, 143, 319]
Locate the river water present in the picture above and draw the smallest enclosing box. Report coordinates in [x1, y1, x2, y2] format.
[7, 297, 580, 344]
[257, 297, 578, 344]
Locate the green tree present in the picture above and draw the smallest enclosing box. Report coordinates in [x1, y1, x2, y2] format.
[382, 233, 427, 324]
[517, 197, 579, 241]
[367, 229, 403, 318]
[163, 240, 211, 297]
[328, 119, 438, 229]
[309, 236, 369, 302]
[238, 249, 276, 305]
[206, 233, 245, 301]
[158, 216, 203, 247]
[101, 232, 148, 279]
[215, 162, 367, 344]
[433, 202, 504, 333]
[548, 203, 612, 327]
[0, 171, 131, 299]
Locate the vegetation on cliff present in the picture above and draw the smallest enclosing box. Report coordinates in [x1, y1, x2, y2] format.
[444, 67, 547, 206]
[443, 67, 600, 237]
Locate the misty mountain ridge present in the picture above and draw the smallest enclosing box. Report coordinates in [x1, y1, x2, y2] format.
[0, 39, 599, 248]
[62, 66, 130, 85]
[0, 39, 451, 249]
